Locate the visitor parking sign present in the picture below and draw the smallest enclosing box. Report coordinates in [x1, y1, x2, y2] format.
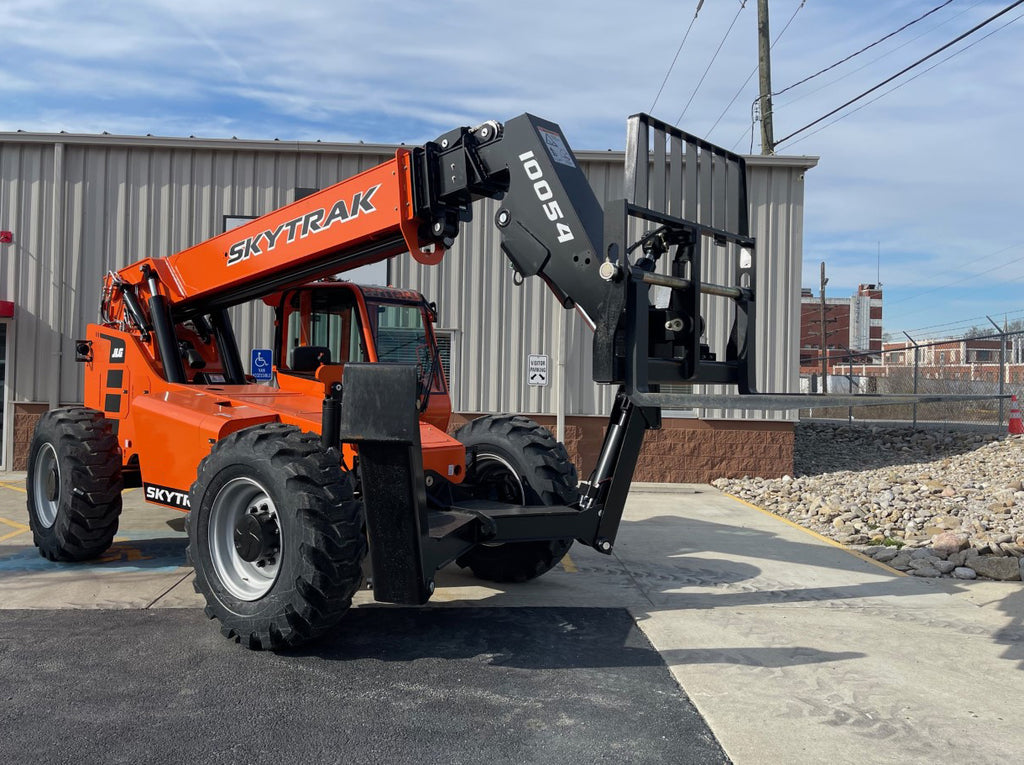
[528, 354, 548, 387]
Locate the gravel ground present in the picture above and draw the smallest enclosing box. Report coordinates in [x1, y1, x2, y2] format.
[713, 422, 1024, 581]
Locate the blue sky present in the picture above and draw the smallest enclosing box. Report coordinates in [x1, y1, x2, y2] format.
[3, 0, 1022, 339]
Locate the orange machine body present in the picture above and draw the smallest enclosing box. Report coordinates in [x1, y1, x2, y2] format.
[84, 280, 464, 511]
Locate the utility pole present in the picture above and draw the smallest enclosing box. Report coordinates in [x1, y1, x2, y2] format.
[757, 0, 775, 154]
[987, 315, 1006, 426]
[903, 331, 920, 427]
[820, 261, 828, 393]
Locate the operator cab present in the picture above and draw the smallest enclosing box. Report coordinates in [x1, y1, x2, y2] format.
[267, 281, 451, 431]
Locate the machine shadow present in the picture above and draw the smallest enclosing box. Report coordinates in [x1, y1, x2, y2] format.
[288, 605, 666, 670]
[293, 604, 867, 672]
[995, 586, 1024, 670]
[293, 510, 910, 670]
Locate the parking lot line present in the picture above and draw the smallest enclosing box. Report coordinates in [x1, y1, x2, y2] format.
[0, 481, 26, 493]
[721, 491, 907, 577]
[0, 516, 30, 542]
[561, 552, 578, 573]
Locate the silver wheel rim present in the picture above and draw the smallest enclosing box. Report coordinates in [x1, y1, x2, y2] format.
[209, 477, 283, 601]
[472, 452, 526, 504]
[32, 443, 61, 528]
[472, 452, 525, 547]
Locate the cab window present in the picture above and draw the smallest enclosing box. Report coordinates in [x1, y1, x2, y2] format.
[365, 300, 446, 393]
[282, 290, 366, 373]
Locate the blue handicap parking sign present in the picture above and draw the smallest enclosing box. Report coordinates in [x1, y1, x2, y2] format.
[250, 349, 273, 381]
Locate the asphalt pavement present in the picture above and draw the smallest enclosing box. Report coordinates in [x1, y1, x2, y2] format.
[1, 607, 726, 765]
[2, 474, 1023, 764]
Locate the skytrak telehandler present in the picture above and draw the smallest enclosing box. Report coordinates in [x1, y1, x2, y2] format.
[26, 114, 761, 649]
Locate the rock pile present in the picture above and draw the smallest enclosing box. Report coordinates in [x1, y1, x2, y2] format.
[712, 422, 1024, 581]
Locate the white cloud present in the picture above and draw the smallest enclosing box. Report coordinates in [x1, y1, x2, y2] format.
[2, 0, 1023, 334]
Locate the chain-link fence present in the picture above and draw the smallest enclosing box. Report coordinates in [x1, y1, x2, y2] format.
[799, 329, 1024, 429]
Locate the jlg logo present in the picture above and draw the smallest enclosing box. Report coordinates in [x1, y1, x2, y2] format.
[111, 348, 124, 360]
[518, 151, 574, 244]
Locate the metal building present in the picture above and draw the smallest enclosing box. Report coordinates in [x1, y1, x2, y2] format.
[0, 128, 816, 477]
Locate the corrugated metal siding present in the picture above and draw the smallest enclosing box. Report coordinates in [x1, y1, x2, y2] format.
[0, 137, 392, 404]
[0, 133, 813, 422]
[1, 142, 59, 408]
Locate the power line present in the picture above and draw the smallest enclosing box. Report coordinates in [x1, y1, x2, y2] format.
[730, 0, 985, 152]
[896, 304, 1024, 337]
[915, 311, 1024, 333]
[771, 0, 984, 115]
[799, 241, 1024, 313]
[811, 243, 1024, 333]
[772, 1, 954, 99]
[903, 308, 1024, 338]
[886, 243, 1024, 308]
[676, 1, 749, 125]
[781, 8, 1024, 149]
[649, 0, 705, 114]
[775, 0, 1024, 147]
[707, 0, 806, 139]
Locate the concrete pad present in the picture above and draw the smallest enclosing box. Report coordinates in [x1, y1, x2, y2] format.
[4, 472, 1024, 763]
[1, 475, 194, 608]
[613, 487, 1024, 764]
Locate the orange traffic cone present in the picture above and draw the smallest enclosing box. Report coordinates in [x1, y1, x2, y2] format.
[1010, 395, 1024, 435]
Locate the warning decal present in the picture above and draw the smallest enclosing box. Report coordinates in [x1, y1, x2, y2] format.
[537, 127, 576, 168]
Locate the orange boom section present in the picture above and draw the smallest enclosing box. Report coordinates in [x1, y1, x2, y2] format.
[112, 150, 431, 310]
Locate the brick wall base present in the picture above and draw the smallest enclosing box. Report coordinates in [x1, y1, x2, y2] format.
[8, 404, 793, 483]
[449, 413, 794, 484]
[11, 403, 48, 471]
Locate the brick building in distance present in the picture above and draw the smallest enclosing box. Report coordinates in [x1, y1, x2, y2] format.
[843, 335, 1024, 386]
[800, 283, 883, 372]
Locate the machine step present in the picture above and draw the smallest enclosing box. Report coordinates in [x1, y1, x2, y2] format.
[426, 509, 479, 540]
[449, 499, 578, 518]
[445, 499, 594, 544]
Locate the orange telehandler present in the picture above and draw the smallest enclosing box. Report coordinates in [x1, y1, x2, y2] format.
[25, 114, 760, 649]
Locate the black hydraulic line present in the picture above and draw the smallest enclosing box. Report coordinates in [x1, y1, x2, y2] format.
[321, 382, 343, 450]
[580, 397, 633, 514]
[142, 266, 187, 385]
[118, 283, 152, 342]
[577, 389, 658, 553]
[192, 314, 213, 344]
[210, 309, 246, 384]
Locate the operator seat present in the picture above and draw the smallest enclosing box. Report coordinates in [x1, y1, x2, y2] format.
[291, 345, 331, 373]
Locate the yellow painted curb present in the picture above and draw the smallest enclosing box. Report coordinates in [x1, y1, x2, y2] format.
[721, 492, 907, 577]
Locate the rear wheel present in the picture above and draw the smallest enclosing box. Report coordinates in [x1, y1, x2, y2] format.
[455, 415, 578, 583]
[188, 423, 366, 650]
[26, 407, 123, 561]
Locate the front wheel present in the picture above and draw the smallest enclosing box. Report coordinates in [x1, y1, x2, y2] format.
[25, 407, 123, 561]
[454, 415, 578, 583]
[188, 423, 366, 650]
